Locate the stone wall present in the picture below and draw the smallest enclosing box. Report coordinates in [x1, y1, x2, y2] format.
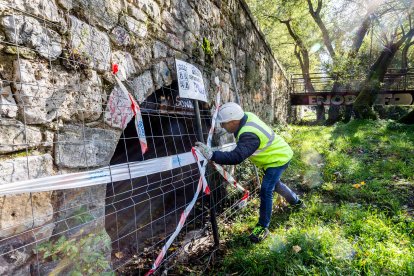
[0, 0, 289, 273]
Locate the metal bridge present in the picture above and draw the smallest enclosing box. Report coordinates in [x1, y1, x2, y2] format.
[290, 68, 414, 106]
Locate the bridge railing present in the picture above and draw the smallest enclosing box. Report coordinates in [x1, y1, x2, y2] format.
[290, 68, 414, 94]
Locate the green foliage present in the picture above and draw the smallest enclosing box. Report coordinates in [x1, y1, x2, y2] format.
[35, 231, 113, 276]
[202, 37, 213, 58]
[214, 120, 414, 275]
[246, 0, 414, 78]
[246, 0, 321, 73]
[70, 206, 95, 225]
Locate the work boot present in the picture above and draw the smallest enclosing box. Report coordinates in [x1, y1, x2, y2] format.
[249, 224, 269, 243]
[290, 199, 306, 209]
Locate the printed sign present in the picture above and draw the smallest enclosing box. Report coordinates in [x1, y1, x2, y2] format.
[175, 59, 207, 102]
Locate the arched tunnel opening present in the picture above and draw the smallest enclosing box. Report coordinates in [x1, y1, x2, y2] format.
[104, 81, 212, 264]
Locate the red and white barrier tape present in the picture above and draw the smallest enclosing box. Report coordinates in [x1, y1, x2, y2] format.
[206, 79, 221, 147]
[212, 163, 250, 208]
[146, 82, 222, 275]
[146, 82, 250, 275]
[113, 64, 148, 154]
[192, 148, 210, 195]
[145, 149, 250, 275]
[144, 148, 207, 276]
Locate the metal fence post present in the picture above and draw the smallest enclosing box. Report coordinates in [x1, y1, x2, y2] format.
[193, 99, 220, 248]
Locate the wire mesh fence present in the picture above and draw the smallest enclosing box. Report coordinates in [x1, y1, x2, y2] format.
[0, 2, 262, 275]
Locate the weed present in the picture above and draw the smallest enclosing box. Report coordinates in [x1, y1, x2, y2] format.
[35, 230, 113, 276]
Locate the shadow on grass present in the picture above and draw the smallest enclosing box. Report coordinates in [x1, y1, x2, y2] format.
[321, 119, 414, 214]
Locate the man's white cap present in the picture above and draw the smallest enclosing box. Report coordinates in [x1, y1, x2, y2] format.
[216, 102, 244, 123]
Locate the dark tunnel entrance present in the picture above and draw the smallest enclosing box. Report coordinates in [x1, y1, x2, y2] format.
[105, 81, 211, 264]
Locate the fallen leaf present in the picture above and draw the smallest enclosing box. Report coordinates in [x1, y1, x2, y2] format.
[115, 252, 124, 259]
[292, 245, 301, 253]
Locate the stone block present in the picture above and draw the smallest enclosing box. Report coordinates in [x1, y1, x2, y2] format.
[195, 0, 209, 19]
[165, 33, 184, 51]
[128, 3, 148, 22]
[72, 0, 122, 30]
[177, 0, 200, 35]
[134, 0, 160, 22]
[120, 15, 147, 39]
[132, 44, 152, 70]
[0, 85, 17, 118]
[131, 70, 155, 103]
[152, 61, 172, 89]
[0, 119, 43, 154]
[0, 154, 53, 184]
[13, 59, 103, 124]
[1, 0, 61, 23]
[1, 15, 62, 60]
[69, 16, 111, 72]
[57, 0, 73, 10]
[111, 51, 136, 81]
[161, 10, 186, 36]
[76, 70, 104, 122]
[43, 131, 54, 148]
[183, 31, 196, 53]
[166, 57, 178, 80]
[221, 82, 230, 102]
[53, 185, 106, 234]
[153, 41, 168, 59]
[0, 192, 53, 238]
[3, 46, 37, 59]
[0, 154, 54, 238]
[55, 125, 120, 168]
[110, 26, 131, 47]
[143, 0, 161, 22]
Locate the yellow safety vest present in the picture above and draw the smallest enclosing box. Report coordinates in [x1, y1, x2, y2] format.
[236, 112, 293, 170]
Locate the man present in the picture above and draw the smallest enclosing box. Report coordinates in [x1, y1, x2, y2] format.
[195, 102, 303, 243]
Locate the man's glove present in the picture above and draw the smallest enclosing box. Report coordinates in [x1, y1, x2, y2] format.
[195, 142, 213, 160]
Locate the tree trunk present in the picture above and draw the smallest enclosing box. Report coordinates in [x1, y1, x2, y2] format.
[343, 105, 353, 123]
[307, 0, 336, 58]
[401, 40, 413, 69]
[398, 109, 414, 124]
[351, 15, 372, 56]
[325, 82, 342, 125]
[281, 18, 325, 124]
[354, 29, 414, 118]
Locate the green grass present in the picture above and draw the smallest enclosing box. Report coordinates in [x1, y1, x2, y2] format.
[213, 120, 414, 275]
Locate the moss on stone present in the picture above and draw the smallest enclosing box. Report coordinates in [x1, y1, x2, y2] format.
[245, 57, 262, 91]
[4, 46, 37, 59]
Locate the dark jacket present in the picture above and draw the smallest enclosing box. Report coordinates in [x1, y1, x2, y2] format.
[211, 114, 260, 165]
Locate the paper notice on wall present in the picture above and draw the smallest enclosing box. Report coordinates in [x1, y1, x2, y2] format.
[175, 59, 207, 102]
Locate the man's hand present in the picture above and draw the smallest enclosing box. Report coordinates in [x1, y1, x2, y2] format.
[195, 142, 213, 160]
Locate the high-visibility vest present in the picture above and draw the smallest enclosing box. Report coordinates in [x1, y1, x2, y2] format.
[236, 112, 293, 170]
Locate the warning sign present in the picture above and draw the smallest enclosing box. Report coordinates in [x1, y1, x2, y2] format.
[175, 59, 207, 102]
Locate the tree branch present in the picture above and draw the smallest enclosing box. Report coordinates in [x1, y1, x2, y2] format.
[307, 0, 336, 58]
